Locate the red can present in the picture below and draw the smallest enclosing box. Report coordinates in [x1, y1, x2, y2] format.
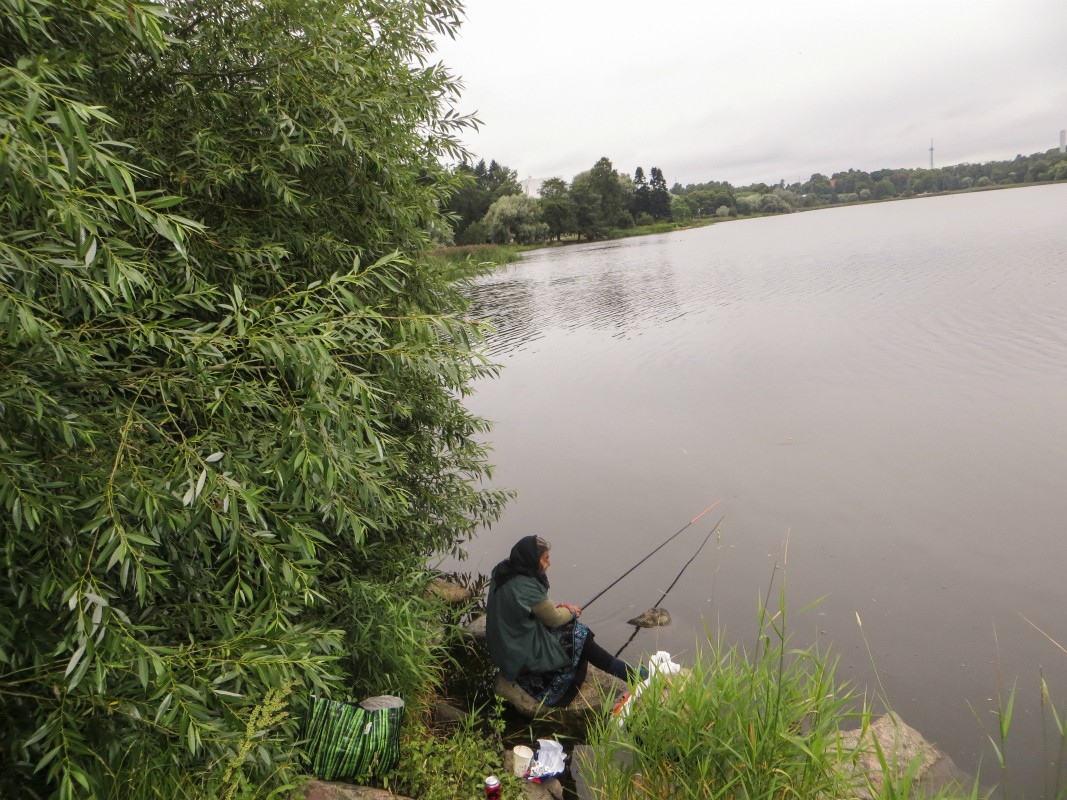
[485, 775, 502, 799]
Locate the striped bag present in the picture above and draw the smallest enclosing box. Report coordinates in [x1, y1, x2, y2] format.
[301, 695, 405, 781]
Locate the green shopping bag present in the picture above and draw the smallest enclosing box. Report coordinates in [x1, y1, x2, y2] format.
[301, 695, 404, 781]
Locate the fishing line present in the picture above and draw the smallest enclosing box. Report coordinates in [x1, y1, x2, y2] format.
[614, 514, 726, 659]
[581, 499, 721, 610]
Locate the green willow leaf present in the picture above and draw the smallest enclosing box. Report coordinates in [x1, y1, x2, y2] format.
[1, 1, 506, 797]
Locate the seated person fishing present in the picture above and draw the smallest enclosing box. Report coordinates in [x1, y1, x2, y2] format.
[485, 535, 642, 706]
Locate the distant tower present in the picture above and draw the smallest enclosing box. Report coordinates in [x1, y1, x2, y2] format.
[1060, 129, 1066, 153]
[929, 139, 934, 169]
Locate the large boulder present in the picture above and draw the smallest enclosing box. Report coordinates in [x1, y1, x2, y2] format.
[494, 666, 625, 722]
[463, 614, 626, 720]
[838, 714, 973, 799]
[572, 715, 973, 800]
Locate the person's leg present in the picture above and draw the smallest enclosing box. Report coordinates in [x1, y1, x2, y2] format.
[583, 636, 641, 682]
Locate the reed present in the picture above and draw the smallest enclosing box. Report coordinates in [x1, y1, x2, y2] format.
[582, 589, 979, 799]
[427, 244, 524, 269]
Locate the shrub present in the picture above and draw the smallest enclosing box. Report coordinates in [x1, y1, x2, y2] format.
[0, 2, 508, 797]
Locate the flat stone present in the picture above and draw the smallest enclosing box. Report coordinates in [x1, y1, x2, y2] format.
[425, 578, 472, 605]
[494, 665, 625, 722]
[463, 614, 627, 718]
[838, 714, 973, 799]
[521, 777, 564, 800]
[429, 699, 470, 725]
[461, 613, 487, 640]
[300, 780, 412, 800]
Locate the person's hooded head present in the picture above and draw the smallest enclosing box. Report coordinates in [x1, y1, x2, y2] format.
[490, 535, 551, 590]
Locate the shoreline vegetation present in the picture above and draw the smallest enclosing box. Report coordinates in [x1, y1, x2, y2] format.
[431, 180, 1056, 270]
[387, 574, 1067, 800]
[439, 149, 1067, 254]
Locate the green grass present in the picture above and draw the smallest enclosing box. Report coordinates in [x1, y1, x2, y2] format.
[428, 243, 525, 268]
[390, 696, 527, 800]
[580, 591, 983, 800]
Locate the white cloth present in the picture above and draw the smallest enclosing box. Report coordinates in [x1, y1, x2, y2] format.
[612, 650, 684, 726]
[527, 738, 567, 780]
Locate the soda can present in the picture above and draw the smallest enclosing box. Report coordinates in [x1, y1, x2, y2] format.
[485, 775, 502, 799]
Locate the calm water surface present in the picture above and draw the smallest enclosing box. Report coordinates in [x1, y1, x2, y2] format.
[457, 185, 1067, 793]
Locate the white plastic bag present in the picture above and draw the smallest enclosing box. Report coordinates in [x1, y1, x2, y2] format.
[611, 650, 684, 726]
[526, 737, 567, 781]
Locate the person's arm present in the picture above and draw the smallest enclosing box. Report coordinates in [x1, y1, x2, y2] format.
[532, 599, 573, 628]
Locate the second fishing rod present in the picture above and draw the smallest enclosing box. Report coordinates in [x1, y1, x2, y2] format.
[581, 498, 722, 611]
[613, 512, 725, 658]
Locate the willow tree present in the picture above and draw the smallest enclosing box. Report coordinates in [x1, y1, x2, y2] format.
[0, 1, 507, 797]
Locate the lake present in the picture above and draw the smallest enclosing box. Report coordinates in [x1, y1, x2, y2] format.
[456, 184, 1067, 794]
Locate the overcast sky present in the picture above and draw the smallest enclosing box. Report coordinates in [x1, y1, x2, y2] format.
[433, 0, 1067, 189]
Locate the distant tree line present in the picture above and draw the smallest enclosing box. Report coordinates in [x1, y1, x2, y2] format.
[671, 147, 1067, 219]
[443, 157, 676, 245]
[443, 147, 1067, 246]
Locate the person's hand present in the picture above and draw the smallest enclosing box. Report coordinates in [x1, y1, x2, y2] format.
[557, 602, 582, 618]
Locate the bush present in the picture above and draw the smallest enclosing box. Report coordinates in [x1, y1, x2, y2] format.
[670, 196, 692, 221]
[735, 193, 761, 215]
[0, 2, 508, 797]
[758, 192, 793, 213]
[457, 221, 489, 245]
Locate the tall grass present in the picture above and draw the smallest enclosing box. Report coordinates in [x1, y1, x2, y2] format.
[428, 244, 524, 270]
[581, 587, 985, 800]
[583, 591, 860, 798]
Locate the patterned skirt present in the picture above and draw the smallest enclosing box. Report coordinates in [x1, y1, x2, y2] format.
[516, 620, 590, 706]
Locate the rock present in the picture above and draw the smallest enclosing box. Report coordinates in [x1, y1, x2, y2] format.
[462, 615, 627, 720]
[503, 750, 564, 800]
[626, 607, 671, 628]
[838, 714, 973, 799]
[494, 665, 625, 722]
[461, 613, 487, 640]
[573, 715, 972, 800]
[429, 699, 469, 725]
[300, 780, 412, 800]
[520, 776, 564, 800]
[425, 578, 471, 605]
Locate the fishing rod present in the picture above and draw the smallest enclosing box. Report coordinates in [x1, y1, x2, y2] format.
[614, 514, 726, 659]
[581, 499, 721, 610]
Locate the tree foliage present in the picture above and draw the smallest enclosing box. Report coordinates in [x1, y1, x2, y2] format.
[538, 177, 575, 241]
[0, 1, 508, 797]
[647, 166, 671, 220]
[444, 159, 523, 242]
[482, 194, 548, 245]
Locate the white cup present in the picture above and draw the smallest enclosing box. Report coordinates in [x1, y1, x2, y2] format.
[512, 744, 534, 777]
